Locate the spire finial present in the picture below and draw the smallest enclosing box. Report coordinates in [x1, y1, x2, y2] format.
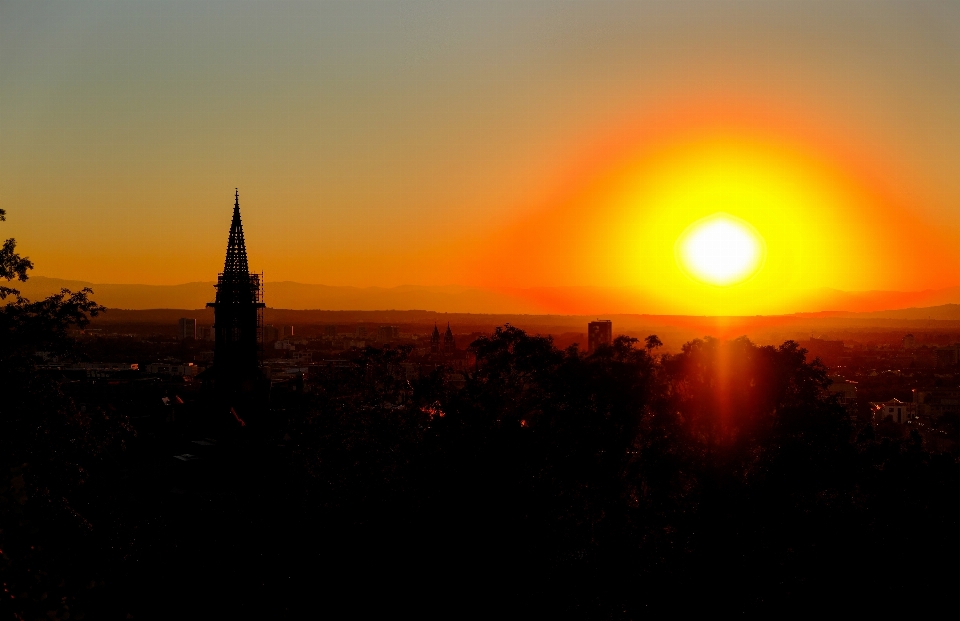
[235, 188, 239, 206]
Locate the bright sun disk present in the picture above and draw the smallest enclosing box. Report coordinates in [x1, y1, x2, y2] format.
[676, 214, 765, 286]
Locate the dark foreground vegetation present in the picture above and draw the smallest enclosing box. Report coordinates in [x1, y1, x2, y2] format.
[4, 316, 960, 617]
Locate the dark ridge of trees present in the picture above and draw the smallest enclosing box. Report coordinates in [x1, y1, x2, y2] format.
[6, 317, 960, 617]
[272, 329, 960, 616]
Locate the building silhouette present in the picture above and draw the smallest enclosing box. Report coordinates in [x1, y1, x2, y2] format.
[197, 325, 215, 341]
[263, 325, 280, 343]
[431, 324, 441, 353]
[377, 326, 400, 342]
[588, 320, 612, 354]
[206, 190, 265, 390]
[443, 323, 456, 353]
[427, 323, 458, 355]
[178, 317, 196, 340]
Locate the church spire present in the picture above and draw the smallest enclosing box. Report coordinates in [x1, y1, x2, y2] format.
[207, 189, 265, 389]
[431, 323, 441, 353]
[223, 189, 250, 276]
[443, 322, 456, 352]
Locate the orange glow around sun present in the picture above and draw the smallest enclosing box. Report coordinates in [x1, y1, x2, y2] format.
[467, 110, 959, 316]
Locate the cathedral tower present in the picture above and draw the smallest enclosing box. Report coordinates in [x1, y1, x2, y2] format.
[443, 323, 456, 353]
[207, 190, 265, 384]
[431, 324, 441, 354]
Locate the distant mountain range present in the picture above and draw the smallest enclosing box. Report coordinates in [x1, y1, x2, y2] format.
[15, 275, 960, 319]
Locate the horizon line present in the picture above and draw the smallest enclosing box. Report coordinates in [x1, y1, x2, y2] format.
[27, 274, 960, 297]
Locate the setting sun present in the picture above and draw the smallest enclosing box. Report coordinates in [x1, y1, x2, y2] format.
[676, 213, 765, 286]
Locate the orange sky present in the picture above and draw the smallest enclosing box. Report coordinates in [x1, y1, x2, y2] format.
[3, 2, 960, 314]
[460, 102, 960, 314]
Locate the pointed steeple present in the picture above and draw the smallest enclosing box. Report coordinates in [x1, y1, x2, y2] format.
[443, 322, 456, 352]
[211, 189, 260, 307]
[431, 323, 441, 353]
[223, 189, 250, 276]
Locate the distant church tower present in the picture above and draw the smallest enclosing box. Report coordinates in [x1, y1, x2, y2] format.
[207, 190, 265, 385]
[431, 324, 441, 354]
[443, 323, 456, 353]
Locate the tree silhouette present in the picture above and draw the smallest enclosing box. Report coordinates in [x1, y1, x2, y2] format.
[0, 208, 115, 620]
[0, 207, 34, 299]
[644, 333, 663, 351]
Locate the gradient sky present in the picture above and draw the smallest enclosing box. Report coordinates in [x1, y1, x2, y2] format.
[3, 1, 960, 313]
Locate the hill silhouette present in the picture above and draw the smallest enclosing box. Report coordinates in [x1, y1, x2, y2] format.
[22, 276, 960, 317]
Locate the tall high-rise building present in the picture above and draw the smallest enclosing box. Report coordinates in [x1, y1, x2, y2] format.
[206, 190, 265, 384]
[588, 320, 612, 354]
[178, 317, 197, 340]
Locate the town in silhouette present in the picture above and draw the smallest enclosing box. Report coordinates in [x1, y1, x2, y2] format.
[8, 2, 960, 618]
